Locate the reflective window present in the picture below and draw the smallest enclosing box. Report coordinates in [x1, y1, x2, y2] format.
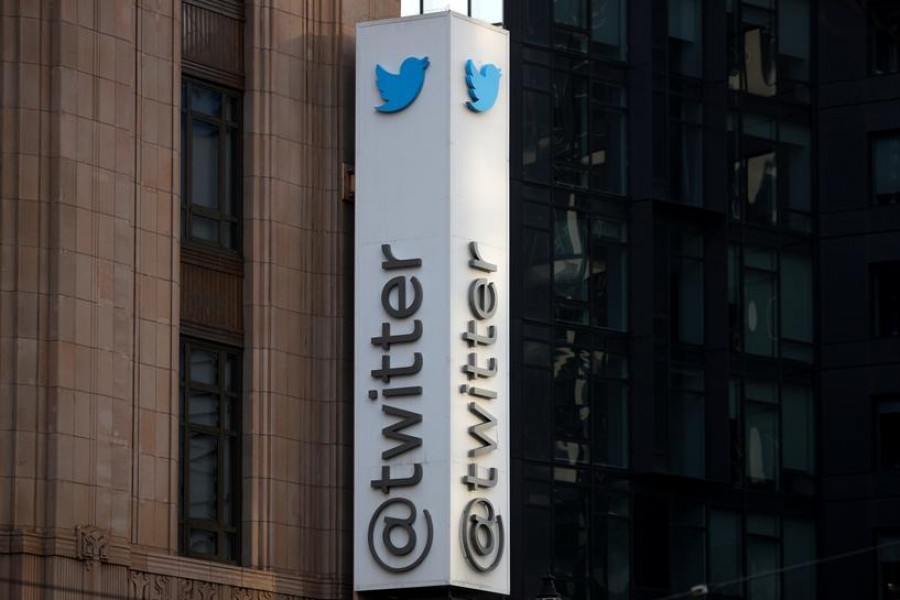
[670, 503, 706, 592]
[180, 338, 241, 563]
[552, 330, 629, 468]
[870, 1, 900, 75]
[669, 231, 704, 344]
[747, 514, 780, 600]
[181, 80, 241, 251]
[874, 262, 900, 337]
[670, 97, 704, 205]
[709, 510, 743, 597]
[728, 0, 810, 100]
[873, 133, 900, 205]
[669, 0, 702, 76]
[877, 396, 900, 470]
[669, 366, 705, 477]
[746, 380, 779, 488]
[550, 0, 626, 60]
[783, 518, 816, 600]
[553, 476, 630, 600]
[553, 204, 628, 330]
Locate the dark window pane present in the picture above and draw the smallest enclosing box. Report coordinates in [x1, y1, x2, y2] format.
[189, 529, 217, 556]
[554, 210, 589, 302]
[553, 74, 589, 169]
[526, 0, 551, 45]
[591, 106, 626, 194]
[878, 399, 900, 469]
[554, 0, 587, 27]
[592, 0, 625, 60]
[744, 268, 776, 356]
[190, 86, 222, 117]
[783, 123, 811, 216]
[553, 484, 590, 580]
[670, 504, 705, 592]
[188, 391, 219, 427]
[779, 0, 811, 82]
[188, 433, 218, 519]
[709, 510, 742, 597]
[783, 518, 815, 600]
[591, 238, 628, 330]
[747, 534, 780, 600]
[870, 1, 900, 75]
[523, 91, 551, 182]
[670, 99, 703, 205]
[873, 134, 900, 204]
[191, 349, 218, 384]
[875, 262, 900, 337]
[671, 255, 704, 345]
[780, 253, 812, 343]
[879, 534, 900, 599]
[782, 385, 814, 474]
[223, 436, 235, 523]
[192, 215, 219, 243]
[669, 0, 702, 76]
[191, 120, 220, 210]
[594, 380, 628, 468]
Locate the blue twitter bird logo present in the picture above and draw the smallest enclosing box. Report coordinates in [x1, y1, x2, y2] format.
[465, 59, 501, 113]
[374, 56, 430, 113]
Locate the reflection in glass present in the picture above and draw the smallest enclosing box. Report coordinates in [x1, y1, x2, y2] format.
[191, 120, 219, 210]
[710, 511, 742, 597]
[554, 0, 587, 27]
[782, 518, 816, 600]
[671, 99, 703, 205]
[191, 349, 218, 384]
[523, 91, 551, 182]
[671, 255, 704, 345]
[190, 529, 217, 555]
[780, 253, 812, 343]
[669, 0, 702, 76]
[744, 267, 776, 357]
[190, 87, 222, 117]
[189, 434, 218, 519]
[747, 516, 780, 600]
[747, 401, 778, 487]
[669, 367, 705, 478]
[592, 0, 625, 60]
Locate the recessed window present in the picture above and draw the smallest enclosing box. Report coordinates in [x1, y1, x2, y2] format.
[879, 533, 900, 599]
[873, 134, 900, 205]
[874, 262, 900, 337]
[181, 79, 242, 252]
[180, 338, 241, 563]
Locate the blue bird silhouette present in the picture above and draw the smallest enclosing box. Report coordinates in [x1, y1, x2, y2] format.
[374, 56, 430, 113]
[465, 59, 501, 112]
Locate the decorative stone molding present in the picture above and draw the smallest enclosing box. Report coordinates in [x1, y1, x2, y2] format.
[75, 526, 110, 570]
[179, 579, 220, 600]
[130, 571, 170, 599]
[231, 588, 272, 600]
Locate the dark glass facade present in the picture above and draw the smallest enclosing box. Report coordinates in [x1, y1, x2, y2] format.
[400, 3, 900, 598]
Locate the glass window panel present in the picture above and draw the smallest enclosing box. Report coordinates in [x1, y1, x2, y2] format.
[746, 379, 777, 403]
[671, 103, 704, 205]
[779, 0, 810, 81]
[591, 238, 628, 330]
[594, 380, 628, 467]
[591, 107, 626, 195]
[870, 1, 900, 75]
[746, 153, 777, 225]
[780, 253, 812, 343]
[671, 257, 704, 344]
[526, 0, 552, 45]
[742, 12, 777, 96]
[669, 0, 702, 76]
[524, 228, 551, 320]
[878, 398, 900, 469]
[876, 262, 900, 337]
[873, 135, 900, 202]
[224, 533, 237, 562]
[523, 91, 551, 182]
[224, 128, 235, 217]
[554, 210, 589, 301]
[670, 506, 705, 592]
[188, 433, 218, 519]
[783, 518, 815, 600]
[225, 352, 239, 392]
[554, 0, 587, 27]
[553, 485, 590, 579]
[747, 403, 778, 487]
[189, 529, 217, 555]
[192, 215, 219, 243]
[782, 123, 811, 213]
[607, 517, 630, 598]
[190, 120, 219, 210]
[523, 367, 553, 461]
[554, 347, 591, 465]
[592, 0, 625, 60]
[190, 86, 222, 117]
[188, 391, 219, 427]
[709, 511, 742, 597]
[553, 74, 589, 167]
[224, 398, 238, 432]
[782, 386, 814, 473]
[191, 349, 218, 385]
[747, 536, 780, 600]
[669, 374, 705, 478]
[745, 269, 776, 356]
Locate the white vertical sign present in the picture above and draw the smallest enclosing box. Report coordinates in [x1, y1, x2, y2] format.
[354, 11, 510, 594]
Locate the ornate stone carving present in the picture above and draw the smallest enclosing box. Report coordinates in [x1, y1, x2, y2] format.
[75, 525, 109, 570]
[231, 589, 271, 600]
[179, 579, 219, 600]
[130, 571, 170, 600]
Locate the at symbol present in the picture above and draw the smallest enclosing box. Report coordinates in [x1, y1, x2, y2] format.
[460, 497, 504, 572]
[367, 498, 433, 573]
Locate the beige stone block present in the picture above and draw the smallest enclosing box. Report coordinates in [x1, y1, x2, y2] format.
[77, 0, 95, 29]
[156, 191, 172, 237]
[72, 481, 93, 523]
[17, 108, 41, 155]
[110, 400, 131, 447]
[114, 38, 134, 83]
[115, 127, 134, 175]
[96, 349, 113, 396]
[76, 71, 94, 118]
[75, 252, 94, 300]
[96, 168, 115, 215]
[72, 435, 92, 483]
[76, 116, 95, 164]
[154, 454, 168, 501]
[139, 318, 156, 365]
[76, 26, 96, 74]
[113, 305, 133, 354]
[53, 340, 76, 389]
[99, 122, 117, 170]
[112, 354, 132, 402]
[138, 363, 156, 409]
[110, 490, 130, 536]
[54, 433, 74, 480]
[98, 34, 116, 80]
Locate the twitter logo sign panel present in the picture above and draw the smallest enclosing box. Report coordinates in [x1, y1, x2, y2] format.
[465, 59, 501, 112]
[374, 56, 429, 113]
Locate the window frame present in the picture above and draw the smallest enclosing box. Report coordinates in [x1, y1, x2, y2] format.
[181, 78, 243, 254]
[871, 132, 900, 206]
[179, 336, 242, 564]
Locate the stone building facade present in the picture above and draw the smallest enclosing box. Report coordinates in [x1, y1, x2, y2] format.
[1, 1, 397, 598]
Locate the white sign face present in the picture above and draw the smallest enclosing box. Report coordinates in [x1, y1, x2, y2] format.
[354, 11, 510, 594]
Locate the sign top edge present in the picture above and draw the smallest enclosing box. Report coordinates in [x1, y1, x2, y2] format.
[357, 10, 509, 36]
